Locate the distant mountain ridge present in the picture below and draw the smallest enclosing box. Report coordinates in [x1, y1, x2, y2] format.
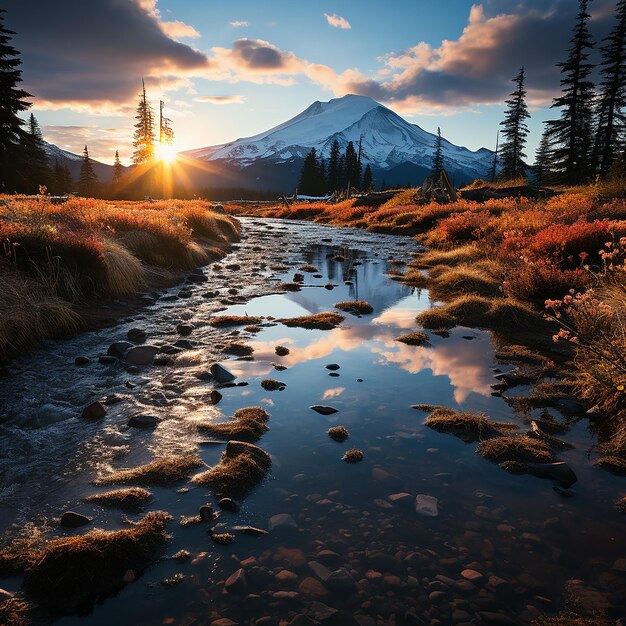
[184, 94, 494, 190]
[42, 141, 117, 184]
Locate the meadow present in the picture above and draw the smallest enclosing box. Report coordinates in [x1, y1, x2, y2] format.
[228, 187, 626, 458]
[0, 196, 240, 362]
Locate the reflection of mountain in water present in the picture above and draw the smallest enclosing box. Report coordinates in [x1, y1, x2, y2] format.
[284, 245, 413, 315]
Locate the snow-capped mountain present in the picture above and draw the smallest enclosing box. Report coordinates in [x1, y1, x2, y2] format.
[42, 141, 118, 183]
[184, 94, 494, 189]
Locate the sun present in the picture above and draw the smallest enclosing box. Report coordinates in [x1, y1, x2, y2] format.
[156, 143, 177, 164]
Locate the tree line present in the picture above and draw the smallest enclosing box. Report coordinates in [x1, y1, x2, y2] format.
[298, 138, 373, 196]
[496, 0, 626, 186]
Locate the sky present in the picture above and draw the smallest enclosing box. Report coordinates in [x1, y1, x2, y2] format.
[2, 0, 619, 164]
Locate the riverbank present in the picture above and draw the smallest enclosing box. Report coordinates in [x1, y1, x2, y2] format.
[227, 190, 626, 459]
[0, 196, 240, 363]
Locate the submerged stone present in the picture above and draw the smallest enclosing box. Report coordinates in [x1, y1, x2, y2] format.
[415, 494, 439, 517]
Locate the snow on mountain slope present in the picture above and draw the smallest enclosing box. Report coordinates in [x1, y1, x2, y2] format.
[185, 94, 493, 181]
[43, 141, 83, 162]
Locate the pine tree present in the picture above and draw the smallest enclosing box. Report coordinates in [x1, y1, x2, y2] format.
[327, 139, 341, 192]
[112, 150, 123, 183]
[344, 141, 360, 191]
[545, 0, 595, 184]
[431, 127, 444, 178]
[52, 159, 73, 195]
[362, 164, 373, 191]
[132, 79, 156, 165]
[298, 148, 325, 196]
[0, 9, 32, 192]
[79, 145, 98, 197]
[593, 0, 626, 176]
[23, 113, 50, 191]
[489, 131, 499, 182]
[357, 136, 364, 190]
[533, 128, 553, 186]
[498, 67, 530, 180]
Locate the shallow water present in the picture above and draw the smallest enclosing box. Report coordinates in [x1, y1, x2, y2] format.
[0, 218, 624, 625]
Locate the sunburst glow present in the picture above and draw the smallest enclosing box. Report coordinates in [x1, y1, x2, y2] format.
[156, 143, 177, 163]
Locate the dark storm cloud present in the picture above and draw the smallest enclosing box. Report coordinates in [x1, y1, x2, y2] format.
[346, 0, 618, 111]
[2, 0, 210, 109]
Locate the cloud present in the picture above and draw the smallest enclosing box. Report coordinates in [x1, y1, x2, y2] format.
[160, 20, 201, 39]
[324, 13, 351, 30]
[230, 20, 250, 27]
[194, 95, 246, 104]
[3, 0, 211, 112]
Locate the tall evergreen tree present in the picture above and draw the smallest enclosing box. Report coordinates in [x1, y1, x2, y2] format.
[362, 164, 373, 191]
[533, 128, 553, 186]
[431, 127, 444, 178]
[0, 9, 32, 192]
[344, 141, 361, 191]
[593, 0, 626, 176]
[23, 113, 50, 191]
[132, 80, 156, 165]
[52, 158, 73, 195]
[499, 67, 530, 180]
[545, 0, 595, 184]
[79, 145, 98, 197]
[357, 136, 364, 190]
[298, 148, 325, 196]
[489, 131, 499, 182]
[112, 150, 123, 183]
[327, 139, 341, 192]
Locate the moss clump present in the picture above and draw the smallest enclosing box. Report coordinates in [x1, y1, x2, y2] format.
[84, 487, 153, 511]
[222, 342, 254, 356]
[299, 265, 318, 272]
[279, 312, 345, 330]
[328, 426, 349, 442]
[334, 300, 374, 315]
[261, 378, 286, 391]
[210, 532, 235, 545]
[412, 245, 484, 269]
[424, 407, 518, 442]
[94, 455, 204, 486]
[192, 440, 272, 498]
[342, 448, 364, 463]
[21, 512, 171, 614]
[209, 315, 262, 327]
[244, 325, 261, 333]
[616, 497, 626, 512]
[275, 345, 290, 356]
[396, 331, 430, 346]
[197, 406, 270, 442]
[443, 295, 493, 326]
[476, 435, 554, 464]
[278, 282, 302, 291]
[415, 308, 456, 330]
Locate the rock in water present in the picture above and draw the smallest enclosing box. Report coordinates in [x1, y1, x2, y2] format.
[199, 504, 215, 522]
[60, 511, 92, 528]
[127, 328, 147, 343]
[128, 413, 158, 429]
[218, 497, 240, 512]
[210, 390, 223, 404]
[123, 345, 159, 366]
[269, 513, 298, 532]
[224, 568, 248, 595]
[210, 363, 236, 383]
[82, 401, 106, 420]
[415, 494, 439, 517]
[177, 323, 194, 336]
[310, 405, 338, 415]
[107, 341, 133, 358]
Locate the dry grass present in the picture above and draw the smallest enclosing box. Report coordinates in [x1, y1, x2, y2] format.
[424, 407, 518, 442]
[476, 435, 554, 464]
[532, 614, 612, 626]
[192, 440, 272, 498]
[279, 312, 345, 330]
[261, 378, 286, 391]
[94, 455, 204, 485]
[592, 455, 626, 474]
[209, 315, 262, 327]
[22, 511, 171, 614]
[428, 265, 501, 299]
[84, 487, 153, 511]
[101, 239, 145, 297]
[412, 244, 485, 269]
[328, 426, 349, 442]
[415, 308, 456, 330]
[0, 598, 29, 626]
[395, 331, 430, 346]
[197, 406, 269, 442]
[334, 300, 374, 314]
[222, 342, 254, 356]
[616, 497, 626, 512]
[275, 345, 290, 356]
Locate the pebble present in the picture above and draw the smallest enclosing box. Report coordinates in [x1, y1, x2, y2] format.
[415, 494, 439, 517]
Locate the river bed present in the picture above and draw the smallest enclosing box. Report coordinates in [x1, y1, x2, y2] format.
[0, 218, 624, 625]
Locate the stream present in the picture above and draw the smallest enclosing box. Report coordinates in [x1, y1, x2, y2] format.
[0, 217, 625, 625]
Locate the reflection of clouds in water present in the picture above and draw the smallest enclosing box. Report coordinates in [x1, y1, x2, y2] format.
[260, 398, 274, 406]
[373, 307, 420, 330]
[373, 336, 494, 403]
[322, 387, 346, 399]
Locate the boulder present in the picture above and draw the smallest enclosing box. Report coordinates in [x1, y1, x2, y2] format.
[127, 328, 147, 343]
[107, 341, 133, 358]
[128, 413, 158, 429]
[210, 363, 236, 383]
[123, 345, 159, 366]
[82, 401, 106, 420]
